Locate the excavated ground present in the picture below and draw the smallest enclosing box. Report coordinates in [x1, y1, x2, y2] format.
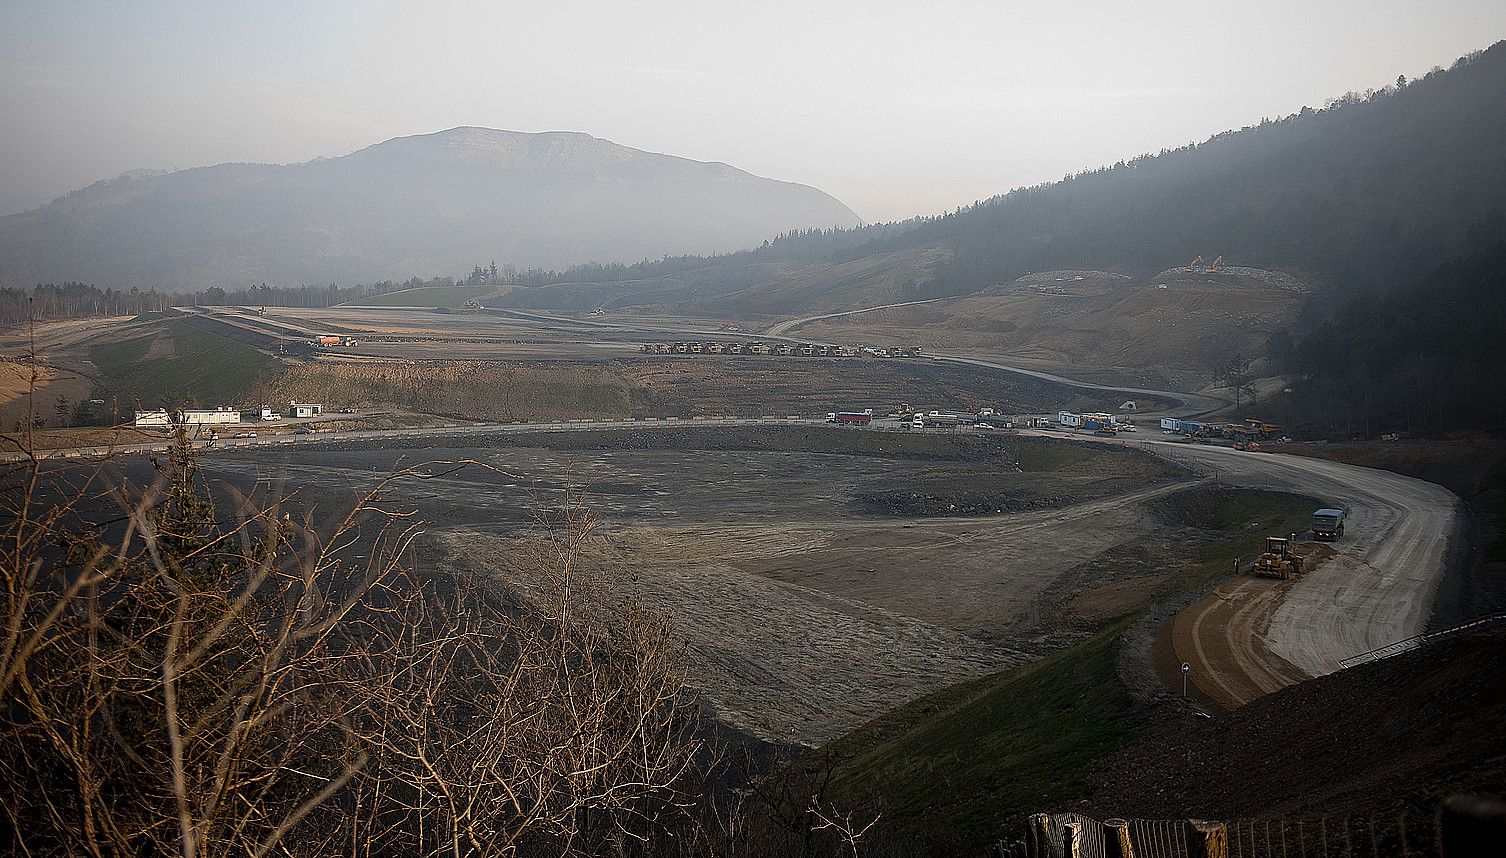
[196, 428, 1199, 746]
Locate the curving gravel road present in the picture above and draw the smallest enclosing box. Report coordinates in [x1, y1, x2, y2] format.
[1119, 437, 1461, 683]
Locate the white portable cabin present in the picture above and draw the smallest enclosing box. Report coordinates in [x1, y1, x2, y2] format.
[1056, 411, 1083, 428]
[133, 409, 172, 428]
[1160, 417, 1181, 431]
[178, 407, 242, 426]
[289, 402, 323, 418]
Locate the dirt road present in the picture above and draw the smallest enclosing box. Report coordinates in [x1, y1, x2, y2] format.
[760, 297, 953, 337]
[1129, 438, 1461, 702]
[937, 355, 1226, 419]
[1162, 575, 1312, 710]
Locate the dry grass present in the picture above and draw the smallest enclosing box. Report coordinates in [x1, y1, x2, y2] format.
[264, 359, 633, 420]
[0, 359, 53, 407]
[794, 275, 1304, 383]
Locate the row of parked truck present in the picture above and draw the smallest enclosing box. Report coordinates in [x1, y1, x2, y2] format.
[642, 341, 923, 358]
[825, 408, 1023, 429]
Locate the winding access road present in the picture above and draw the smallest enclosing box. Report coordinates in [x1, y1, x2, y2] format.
[1117, 436, 1460, 707]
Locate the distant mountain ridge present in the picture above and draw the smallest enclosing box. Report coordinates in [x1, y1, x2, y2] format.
[0, 127, 862, 289]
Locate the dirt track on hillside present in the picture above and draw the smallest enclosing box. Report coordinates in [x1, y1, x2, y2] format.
[1121, 437, 1460, 706]
[1159, 575, 1312, 710]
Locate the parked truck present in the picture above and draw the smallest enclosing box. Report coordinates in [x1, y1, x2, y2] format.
[914, 411, 967, 428]
[1082, 413, 1116, 431]
[826, 410, 873, 425]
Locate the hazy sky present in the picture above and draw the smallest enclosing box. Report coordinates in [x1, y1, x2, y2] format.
[3, 1, 1504, 223]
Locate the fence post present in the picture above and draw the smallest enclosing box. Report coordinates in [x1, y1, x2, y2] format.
[1063, 822, 1082, 858]
[1186, 819, 1228, 858]
[1105, 818, 1136, 858]
[1029, 814, 1057, 858]
[1441, 795, 1506, 857]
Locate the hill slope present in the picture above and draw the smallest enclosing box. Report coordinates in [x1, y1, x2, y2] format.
[497, 42, 1506, 321]
[0, 128, 862, 290]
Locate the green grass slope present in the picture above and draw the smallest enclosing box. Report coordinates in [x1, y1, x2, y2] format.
[90, 319, 276, 408]
[810, 618, 1138, 844]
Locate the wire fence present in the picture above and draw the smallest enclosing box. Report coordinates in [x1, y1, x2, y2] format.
[1002, 809, 1446, 858]
[1225, 813, 1442, 858]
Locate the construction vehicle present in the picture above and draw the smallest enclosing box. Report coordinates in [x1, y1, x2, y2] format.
[1187, 256, 1205, 271]
[1208, 255, 1224, 272]
[1254, 536, 1304, 579]
[826, 409, 873, 425]
[1312, 508, 1345, 541]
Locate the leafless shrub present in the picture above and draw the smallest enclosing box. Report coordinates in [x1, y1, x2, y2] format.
[0, 423, 703, 857]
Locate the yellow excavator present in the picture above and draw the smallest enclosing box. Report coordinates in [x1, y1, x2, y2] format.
[1254, 536, 1304, 579]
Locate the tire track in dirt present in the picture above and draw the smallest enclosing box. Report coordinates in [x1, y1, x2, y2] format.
[1176, 576, 1312, 710]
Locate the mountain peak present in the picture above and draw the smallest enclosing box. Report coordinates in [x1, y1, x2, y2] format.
[0, 129, 862, 288]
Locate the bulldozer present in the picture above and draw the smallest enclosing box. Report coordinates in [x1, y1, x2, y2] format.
[1254, 536, 1304, 579]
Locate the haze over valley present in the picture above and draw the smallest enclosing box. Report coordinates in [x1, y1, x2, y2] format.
[3, 5, 1505, 856]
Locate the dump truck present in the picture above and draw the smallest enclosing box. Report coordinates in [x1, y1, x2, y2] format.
[1312, 508, 1345, 541]
[1254, 536, 1304, 579]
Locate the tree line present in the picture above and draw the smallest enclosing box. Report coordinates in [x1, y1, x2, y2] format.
[0, 276, 464, 326]
[0, 281, 173, 325]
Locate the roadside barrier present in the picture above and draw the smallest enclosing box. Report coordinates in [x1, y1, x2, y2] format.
[1338, 612, 1506, 669]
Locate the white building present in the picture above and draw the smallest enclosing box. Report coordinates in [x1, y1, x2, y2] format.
[289, 401, 323, 418]
[1056, 411, 1082, 428]
[259, 407, 281, 421]
[179, 407, 242, 426]
[133, 409, 172, 428]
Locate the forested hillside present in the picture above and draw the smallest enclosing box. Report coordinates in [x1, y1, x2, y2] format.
[1265, 240, 1506, 434]
[492, 42, 1506, 315]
